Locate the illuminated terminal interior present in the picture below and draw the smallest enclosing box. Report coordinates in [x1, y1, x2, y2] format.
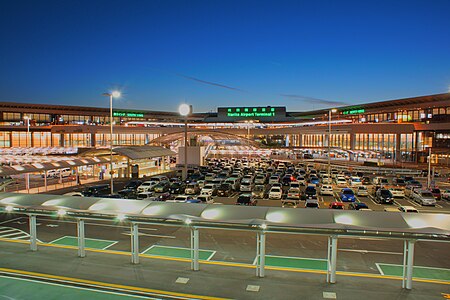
[0, 93, 448, 164]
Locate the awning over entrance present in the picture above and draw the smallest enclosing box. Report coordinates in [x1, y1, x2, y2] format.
[0, 157, 109, 176]
[81, 145, 176, 160]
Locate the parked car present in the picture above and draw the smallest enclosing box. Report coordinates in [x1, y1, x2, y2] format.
[169, 182, 186, 194]
[252, 184, 265, 199]
[442, 189, 450, 200]
[287, 187, 301, 200]
[335, 177, 347, 187]
[269, 187, 283, 200]
[329, 202, 344, 209]
[393, 178, 406, 186]
[217, 183, 233, 197]
[305, 198, 319, 208]
[82, 184, 111, 197]
[196, 194, 214, 204]
[309, 176, 320, 186]
[136, 191, 155, 200]
[389, 187, 405, 198]
[319, 184, 334, 196]
[411, 189, 436, 206]
[348, 202, 369, 210]
[375, 188, 394, 204]
[349, 177, 362, 187]
[118, 180, 142, 198]
[398, 206, 419, 213]
[137, 181, 158, 193]
[201, 184, 218, 196]
[240, 181, 253, 192]
[429, 188, 441, 200]
[235, 193, 257, 206]
[339, 188, 356, 202]
[302, 185, 317, 200]
[185, 183, 200, 195]
[153, 181, 170, 193]
[356, 185, 369, 197]
[282, 199, 298, 208]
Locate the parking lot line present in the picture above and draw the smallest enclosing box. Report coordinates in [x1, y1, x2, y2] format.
[253, 255, 328, 271]
[49, 236, 118, 250]
[142, 245, 216, 261]
[376, 263, 450, 281]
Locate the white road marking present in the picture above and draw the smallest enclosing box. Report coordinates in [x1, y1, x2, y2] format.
[0, 217, 24, 226]
[375, 263, 385, 275]
[339, 248, 402, 255]
[121, 232, 176, 239]
[407, 199, 420, 207]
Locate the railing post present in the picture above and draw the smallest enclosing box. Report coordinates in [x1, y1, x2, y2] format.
[256, 231, 266, 277]
[77, 219, 85, 257]
[402, 239, 415, 290]
[326, 235, 338, 283]
[131, 223, 139, 264]
[191, 227, 200, 271]
[29, 214, 37, 251]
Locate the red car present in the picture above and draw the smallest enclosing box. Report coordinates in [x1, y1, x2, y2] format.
[329, 202, 345, 209]
[430, 188, 441, 200]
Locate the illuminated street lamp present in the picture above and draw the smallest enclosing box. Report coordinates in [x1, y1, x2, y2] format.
[179, 103, 192, 181]
[102, 91, 121, 194]
[328, 108, 337, 176]
[23, 115, 30, 147]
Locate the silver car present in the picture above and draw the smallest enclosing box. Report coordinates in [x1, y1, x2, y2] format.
[412, 190, 436, 206]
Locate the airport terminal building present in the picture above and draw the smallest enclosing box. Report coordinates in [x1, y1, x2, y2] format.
[0, 93, 448, 164]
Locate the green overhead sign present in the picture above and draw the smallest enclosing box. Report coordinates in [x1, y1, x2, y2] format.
[342, 109, 365, 115]
[113, 111, 144, 118]
[218, 107, 285, 119]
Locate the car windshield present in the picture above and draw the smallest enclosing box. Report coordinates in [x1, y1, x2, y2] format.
[421, 192, 433, 197]
[431, 189, 440, 193]
[352, 178, 361, 182]
[331, 204, 343, 209]
[306, 202, 319, 208]
[306, 187, 316, 192]
[271, 188, 281, 192]
[381, 190, 391, 196]
[343, 190, 354, 195]
[237, 196, 251, 203]
[359, 186, 367, 190]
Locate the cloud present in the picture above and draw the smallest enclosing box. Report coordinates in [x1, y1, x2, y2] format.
[175, 73, 246, 92]
[279, 94, 348, 106]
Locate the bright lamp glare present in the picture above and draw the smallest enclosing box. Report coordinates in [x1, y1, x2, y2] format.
[331, 108, 337, 113]
[5, 205, 13, 212]
[260, 223, 267, 230]
[117, 213, 126, 221]
[185, 218, 192, 225]
[57, 209, 67, 216]
[179, 104, 191, 116]
[111, 91, 121, 98]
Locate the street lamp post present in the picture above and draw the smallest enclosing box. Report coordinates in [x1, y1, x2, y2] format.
[103, 91, 121, 194]
[427, 146, 432, 189]
[179, 104, 191, 181]
[328, 109, 337, 177]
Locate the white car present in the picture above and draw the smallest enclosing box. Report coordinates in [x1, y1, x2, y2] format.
[389, 188, 405, 198]
[336, 177, 347, 187]
[296, 176, 306, 185]
[321, 175, 332, 184]
[287, 187, 301, 200]
[63, 191, 84, 197]
[349, 177, 362, 187]
[197, 195, 214, 204]
[240, 182, 253, 192]
[442, 189, 450, 200]
[412, 190, 436, 206]
[269, 176, 279, 185]
[319, 185, 334, 196]
[167, 195, 193, 202]
[269, 187, 283, 200]
[398, 206, 419, 213]
[201, 184, 216, 196]
[356, 185, 369, 197]
[137, 181, 157, 193]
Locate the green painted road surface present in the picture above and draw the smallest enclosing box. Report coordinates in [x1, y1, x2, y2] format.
[142, 245, 216, 260]
[0, 276, 148, 300]
[261, 255, 328, 271]
[377, 263, 450, 281]
[49, 236, 117, 250]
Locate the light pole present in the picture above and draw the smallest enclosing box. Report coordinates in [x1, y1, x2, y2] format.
[179, 104, 191, 181]
[23, 116, 30, 147]
[244, 120, 253, 147]
[427, 146, 432, 189]
[328, 109, 337, 177]
[102, 91, 121, 194]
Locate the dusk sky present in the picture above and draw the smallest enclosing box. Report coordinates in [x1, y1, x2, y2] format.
[0, 0, 449, 113]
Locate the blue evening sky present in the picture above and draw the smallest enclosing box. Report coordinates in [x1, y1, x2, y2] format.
[0, 0, 449, 112]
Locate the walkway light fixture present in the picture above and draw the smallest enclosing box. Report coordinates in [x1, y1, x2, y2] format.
[103, 91, 121, 194]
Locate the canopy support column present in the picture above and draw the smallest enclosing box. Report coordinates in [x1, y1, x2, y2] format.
[402, 239, 415, 289]
[29, 214, 37, 251]
[256, 231, 266, 278]
[327, 235, 338, 283]
[131, 223, 139, 264]
[191, 227, 199, 271]
[77, 219, 85, 258]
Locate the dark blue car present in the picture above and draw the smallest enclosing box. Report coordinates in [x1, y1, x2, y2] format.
[339, 188, 356, 202]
